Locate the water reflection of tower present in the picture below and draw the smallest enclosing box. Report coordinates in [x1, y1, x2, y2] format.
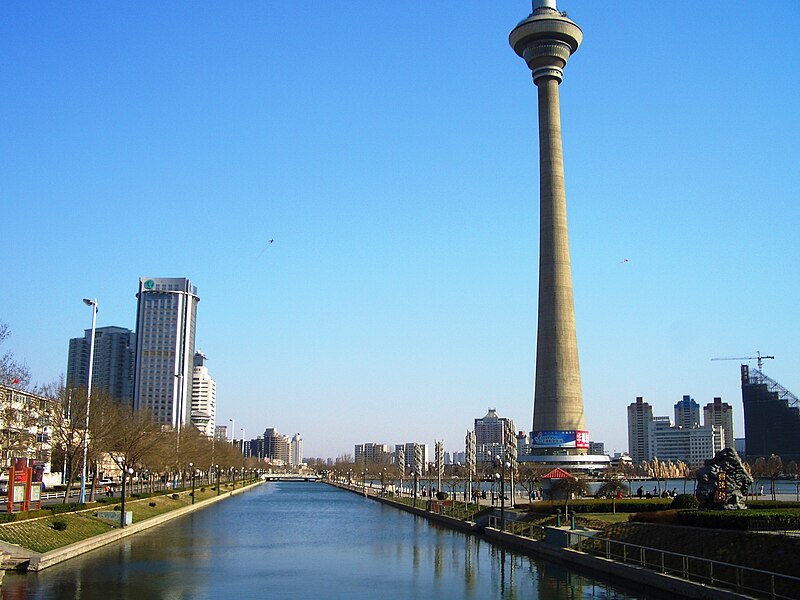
[509, 1, 587, 456]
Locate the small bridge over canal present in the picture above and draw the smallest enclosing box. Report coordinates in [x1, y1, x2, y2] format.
[261, 474, 320, 482]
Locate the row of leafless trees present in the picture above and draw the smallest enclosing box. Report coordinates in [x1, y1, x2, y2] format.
[40, 383, 260, 503]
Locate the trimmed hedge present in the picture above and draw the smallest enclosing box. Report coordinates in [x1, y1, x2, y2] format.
[527, 499, 674, 514]
[630, 508, 800, 531]
[676, 509, 800, 531]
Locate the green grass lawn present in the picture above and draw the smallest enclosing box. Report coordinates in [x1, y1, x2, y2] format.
[0, 481, 256, 554]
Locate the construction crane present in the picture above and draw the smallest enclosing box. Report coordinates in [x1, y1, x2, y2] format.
[711, 351, 774, 371]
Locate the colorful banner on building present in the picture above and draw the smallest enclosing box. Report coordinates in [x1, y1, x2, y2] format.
[531, 430, 590, 449]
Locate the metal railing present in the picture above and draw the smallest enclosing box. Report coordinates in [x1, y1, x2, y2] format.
[565, 529, 800, 600]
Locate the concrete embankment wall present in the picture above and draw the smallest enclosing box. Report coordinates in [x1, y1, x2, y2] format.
[3, 481, 263, 572]
[483, 528, 746, 600]
[327, 481, 746, 600]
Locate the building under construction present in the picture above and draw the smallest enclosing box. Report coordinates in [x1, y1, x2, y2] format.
[741, 364, 800, 461]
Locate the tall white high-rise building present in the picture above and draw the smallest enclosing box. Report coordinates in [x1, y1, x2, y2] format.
[133, 277, 199, 429]
[290, 433, 303, 467]
[190, 351, 216, 437]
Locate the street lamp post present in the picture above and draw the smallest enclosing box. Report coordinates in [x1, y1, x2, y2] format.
[79, 298, 98, 505]
[120, 466, 134, 528]
[189, 462, 196, 504]
[413, 469, 418, 509]
[216, 464, 220, 496]
[495, 455, 510, 532]
[229, 418, 235, 447]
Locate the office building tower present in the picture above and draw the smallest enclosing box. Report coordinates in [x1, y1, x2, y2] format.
[649, 425, 723, 468]
[704, 397, 734, 449]
[67, 326, 136, 404]
[510, 2, 588, 455]
[133, 277, 199, 429]
[627, 397, 653, 463]
[741, 364, 800, 461]
[674, 395, 701, 429]
[190, 351, 216, 437]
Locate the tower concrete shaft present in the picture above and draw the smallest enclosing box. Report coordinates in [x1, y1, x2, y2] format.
[510, 1, 585, 453]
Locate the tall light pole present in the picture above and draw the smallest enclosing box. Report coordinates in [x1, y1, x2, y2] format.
[79, 298, 98, 504]
[240, 427, 245, 456]
[229, 418, 235, 447]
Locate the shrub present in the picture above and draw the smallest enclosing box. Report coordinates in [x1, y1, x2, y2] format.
[51, 518, 68, 531]
[200, 487, 205, 492]
[149, 502, 157, 507]
[113, 505, 121, 511]
[171, 493, 179, 500]
[49, 502, 84, 515]
[436, 491, 448, 501]
[671, 494, 699, 509]
[0, 513, 18, 524]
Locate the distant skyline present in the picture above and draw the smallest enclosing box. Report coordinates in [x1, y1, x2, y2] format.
[2, 2, 799, 459]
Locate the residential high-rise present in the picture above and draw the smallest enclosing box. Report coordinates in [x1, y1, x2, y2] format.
[395, 443, 428, 473]
[290, 433, 303, 467]
[67, 326, 136, 405]
[627, 397, 653, 463]
[474, 408, 516, 462]
[674, 395, 701, 429]
[133, 277, 199, 429]
[263, 427, 290, 464]
[190, 351, 216, 437]
[354, 443, 389, 465]
[510, 1, 587, 455]
[704, 397, 734, 449]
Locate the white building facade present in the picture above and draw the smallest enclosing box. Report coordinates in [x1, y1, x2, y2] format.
[190, 351, 216, 437]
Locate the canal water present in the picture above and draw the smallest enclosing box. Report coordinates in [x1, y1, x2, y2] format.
[2, 482, 663, 599]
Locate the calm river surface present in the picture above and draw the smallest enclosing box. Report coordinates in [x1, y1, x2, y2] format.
[2, 482, 663, 599]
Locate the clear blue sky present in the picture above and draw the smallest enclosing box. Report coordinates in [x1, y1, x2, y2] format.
[2, 2, 798, 460]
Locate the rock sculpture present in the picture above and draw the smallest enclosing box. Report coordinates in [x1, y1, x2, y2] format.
[695, 448, 753, 510]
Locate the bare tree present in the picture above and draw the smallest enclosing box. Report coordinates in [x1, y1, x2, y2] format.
[0, 322, 31, 390]
[551, 476, 590, 515]
[595, 479, 628, 514]
[766, 454, 784, 501]
[518, 463, 547, 502]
